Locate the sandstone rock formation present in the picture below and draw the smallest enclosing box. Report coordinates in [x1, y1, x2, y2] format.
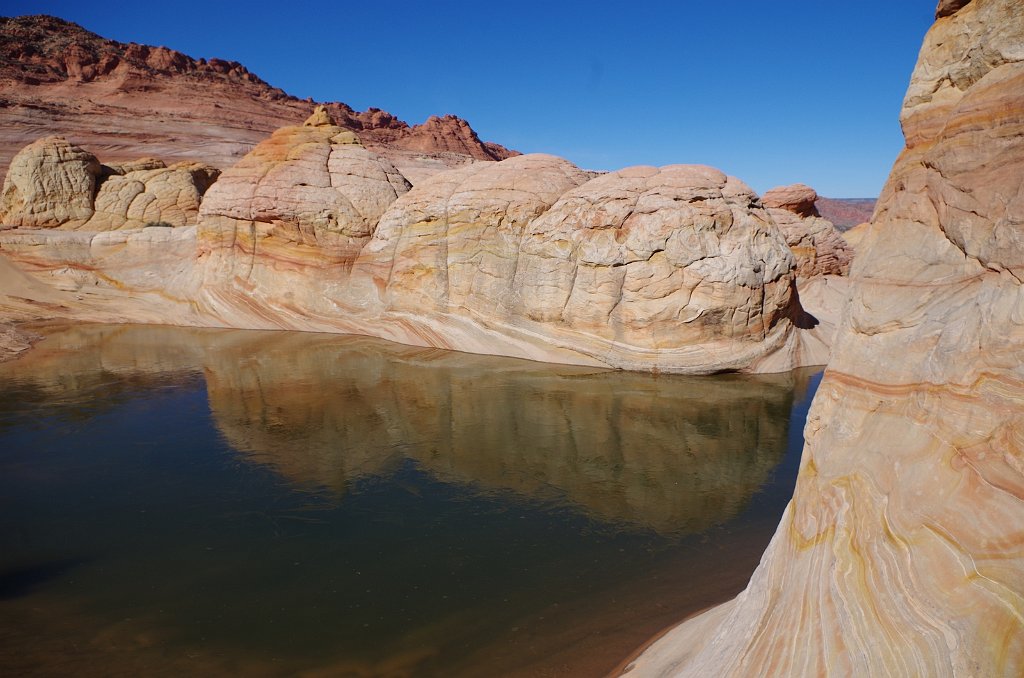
[86, 160, 220, 230]
[839, 220, 871, 251]
[199, 108, 411, 282]
[352, 153, 592, 316]
[0, 135, 220, 230]
[348, 159, 826, 373]
[0, 79, 839, 375]
[0, 15, 517, 182]
[762, 183, 853, 278]
[761, 183, 818, 216]
[628, 0, 1024, 674]
[0, 131, 834, 374]
[0, 135, 100, 228]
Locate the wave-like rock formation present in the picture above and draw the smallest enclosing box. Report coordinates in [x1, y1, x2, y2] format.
[0, 15, 517, 183]
[628, 0, 1024, 674]
[0, 104, 847, 373]
[186, 109, 835, 373]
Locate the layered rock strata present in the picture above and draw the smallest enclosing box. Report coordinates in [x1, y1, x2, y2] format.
[628, 0, 1024, 674]
[198, 108, 411, 279]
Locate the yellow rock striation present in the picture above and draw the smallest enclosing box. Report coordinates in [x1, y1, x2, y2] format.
[627, 0, 1024, 674]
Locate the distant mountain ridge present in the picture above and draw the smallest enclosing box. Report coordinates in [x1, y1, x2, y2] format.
[815, 197, 876, 230]
[0, 14, 517, 182]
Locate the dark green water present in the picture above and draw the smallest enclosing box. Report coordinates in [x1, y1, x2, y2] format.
[0, 325, 821, 677]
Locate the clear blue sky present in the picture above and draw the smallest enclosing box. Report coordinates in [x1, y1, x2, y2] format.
[8, 1, 938, 197]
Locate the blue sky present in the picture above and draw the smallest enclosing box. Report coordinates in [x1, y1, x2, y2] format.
[8, 1, 937, 197]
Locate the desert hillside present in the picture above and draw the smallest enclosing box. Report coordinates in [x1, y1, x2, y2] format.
[0, 15, 517, 183]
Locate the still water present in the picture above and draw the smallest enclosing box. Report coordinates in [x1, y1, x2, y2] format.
[0, 324, 821, 677]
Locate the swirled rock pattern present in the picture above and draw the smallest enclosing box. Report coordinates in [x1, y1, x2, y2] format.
[1, 120, 837, 374]
[352, 152, 592, 317]
[0, 120, 835, 374]
[198, 108, 411, 278]
[628, 0, 1024, 674]
[347, 160, 824, 372]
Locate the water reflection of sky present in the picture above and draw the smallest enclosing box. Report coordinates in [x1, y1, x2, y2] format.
[0, 324, 821, 677]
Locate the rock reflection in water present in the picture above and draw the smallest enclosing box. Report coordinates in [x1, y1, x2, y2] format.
[0, 324, 815, 677]
[204, 330, 796, 535]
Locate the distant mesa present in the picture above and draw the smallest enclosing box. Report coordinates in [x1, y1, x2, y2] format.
[0, 14, 517, 183]
[814, 196, 876, 230]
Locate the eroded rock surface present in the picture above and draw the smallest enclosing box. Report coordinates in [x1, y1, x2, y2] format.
[761, 183, 818, 217]
[1, 113, 833, 374]
[762, 183, 853, 278]
[629, 0, 1024, 674]
[347, 160, 825, 372]
[86, 161, 220, 230]
[353, 153, 592, 316]
[199, 108, 412, 281]
[0, 135, 100, 228]
[0, 135, 220, 230]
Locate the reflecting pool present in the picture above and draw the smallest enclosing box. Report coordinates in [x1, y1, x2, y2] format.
[0, 324, 821, 677]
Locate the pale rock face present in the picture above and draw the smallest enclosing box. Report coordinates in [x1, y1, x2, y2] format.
[198, 111, 412, 275]
[512, 165, 795, 348]
[0, 135, 101, 228]
[102, 158, 167, 175]
[354, 153, 592, 316]
[0, 113, 832, 375]
[348, 159, 822, 373]
[840, 221, 871, 252]
[767, 208, 852, 278]
[0, 132, 832, 373]
[629, 0, 1024, 675]
[86, 161, 221, 230]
